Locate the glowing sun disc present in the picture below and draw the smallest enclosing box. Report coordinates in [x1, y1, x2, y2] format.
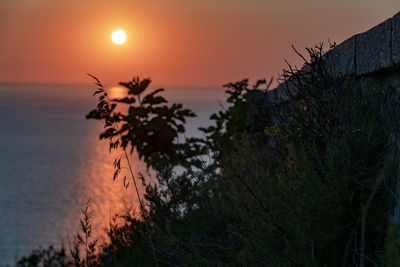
[111, 29, 127, 45]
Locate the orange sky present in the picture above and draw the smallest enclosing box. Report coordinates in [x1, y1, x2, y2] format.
[0, 0, 399, 87]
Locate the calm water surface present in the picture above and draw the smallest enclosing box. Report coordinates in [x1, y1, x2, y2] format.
[0, 83, 224, 266]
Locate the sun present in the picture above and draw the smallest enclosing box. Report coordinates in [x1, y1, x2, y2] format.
[111, 29, 127, 45]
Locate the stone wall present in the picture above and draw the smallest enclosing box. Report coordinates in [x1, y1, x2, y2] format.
[265, 11, 400, 223]
[267, 11, 400, 102]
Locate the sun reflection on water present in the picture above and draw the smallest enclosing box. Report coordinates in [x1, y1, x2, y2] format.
[108, 86, 126, 99]
[68, 123, 149, 242]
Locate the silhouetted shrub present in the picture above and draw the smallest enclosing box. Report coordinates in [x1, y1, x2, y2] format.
[19, 44, 400, 266]
[17, 246, 72, 267]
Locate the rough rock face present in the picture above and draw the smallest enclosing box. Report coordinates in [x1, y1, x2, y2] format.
[324, 35, 356, 78]
[268, 11, 400, 102]
[264, 11, 400, 228]
[393, 12, 400, 65]
[356, 18, 392, 75]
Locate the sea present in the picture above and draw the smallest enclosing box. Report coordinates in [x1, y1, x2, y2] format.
[0, 83, 225, 266]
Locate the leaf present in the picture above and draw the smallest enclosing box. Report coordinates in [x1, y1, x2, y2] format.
[253, 79, 266, 89]
[87, 73, 100, 83]
[113, 97, 136, 104]
[143, 95, 167, 105]
[93, 90, 103, 96]
[119, 78, 151, 96]
[114, 158, 121, 169]
[86, 110, 101, 119]
[113, 169, 120, 181]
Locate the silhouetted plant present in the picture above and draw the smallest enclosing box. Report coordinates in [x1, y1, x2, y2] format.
[86, 75, 202, 171]
[70, 200, 98, 267]
[18, 42, 400, 266]
[85, 46, 400, 265]
[17, 246, 72, 267]
[200, 77, 273, 166]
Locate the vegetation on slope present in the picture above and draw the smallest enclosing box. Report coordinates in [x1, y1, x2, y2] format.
[18, 45, 400, 266]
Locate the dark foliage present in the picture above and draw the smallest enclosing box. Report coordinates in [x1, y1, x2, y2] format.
[17, 246, 72, 267]
[200, 77, 273, 165]
[86, 76, 203, 171]
[19, 44, 400, 266]
[70, 200, 98, 267]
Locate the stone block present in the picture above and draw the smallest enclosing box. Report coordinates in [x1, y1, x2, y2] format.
[393, 12, 400, 65]
[356, 18, 392, 75]
[274, 80, 298, 101]
[266, 88, 279, 104]
[273, 83, 288, 101]
[324, 35, 356, 78]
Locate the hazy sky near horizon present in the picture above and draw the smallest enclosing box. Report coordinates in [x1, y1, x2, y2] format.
[0, 0, 399, 87]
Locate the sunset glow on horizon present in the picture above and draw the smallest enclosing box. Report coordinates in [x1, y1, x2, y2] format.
[1, 1, 400, 265]
[0, 1, 399, 86]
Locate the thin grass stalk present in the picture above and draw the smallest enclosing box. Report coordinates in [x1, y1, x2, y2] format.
[88, 74, 159, 267]
[105, 95, 160, 267]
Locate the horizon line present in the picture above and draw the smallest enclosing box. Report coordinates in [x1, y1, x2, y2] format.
[0, 80, 226, 89]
